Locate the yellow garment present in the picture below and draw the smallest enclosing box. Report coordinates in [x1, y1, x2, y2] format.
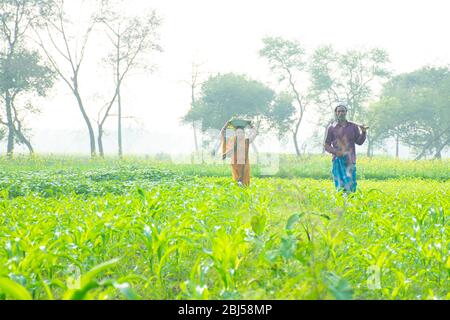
[223, 135, 251, 186]
[231, 163, 250, 186]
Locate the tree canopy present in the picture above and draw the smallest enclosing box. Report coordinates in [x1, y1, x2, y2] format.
[370, 66, 450, 159]
[183, 73, 275, 131]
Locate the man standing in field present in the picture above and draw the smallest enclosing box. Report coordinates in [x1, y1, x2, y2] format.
[324, 103, 368, 193]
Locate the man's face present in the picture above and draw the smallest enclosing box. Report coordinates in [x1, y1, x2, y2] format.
[335, 106, 347, 121]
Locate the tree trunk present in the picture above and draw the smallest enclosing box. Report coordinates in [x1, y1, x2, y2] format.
[98, 124, 104, 157]
[415, 130, 449, 160]
[293, 131, 300, 156]
[14, 127, 34, 155]
[285, 68, 305, 157]
[5, 91, 15, 158]
[118, 87, 123, 158]
[292, 110, 303, 156]
[74, 90, 96, 157]
[193, 121, 199, 152]
[434, 136, 449, 159]
[191, 82, 199, 153]
[4, 27, 16, 158]
[415, 142, 432, 160]
[366, 135, 372, 157]
[10, 100, 34, 155]
[395, 133, 399, 159]
[114, 33, 123, 159]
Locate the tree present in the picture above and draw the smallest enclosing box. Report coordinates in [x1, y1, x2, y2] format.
[183, 73, 274, 132]
[366, 97, 406, 158]
[265, 91, 296, 141]
[309, 45, 391, 155]
[181, 61, 205, 153]
[0, 126, 5, 141]
[34, 0, 103, 157]
[259, 37, 310, 156]
[97, 2, 161, 157]
[0, 48, 55, 154]
[0, 0, 54, 157]
[310, 45, 391, 121]
[373, 66, 450, 159]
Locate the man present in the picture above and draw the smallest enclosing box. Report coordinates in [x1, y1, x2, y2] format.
[324, 103, 367, 193]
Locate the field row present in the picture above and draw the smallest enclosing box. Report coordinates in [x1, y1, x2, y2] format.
[0, 166, 448, 299]
[1, 155, 448, 180]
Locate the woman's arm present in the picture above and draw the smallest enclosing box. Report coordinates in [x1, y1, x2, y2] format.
[248, 124, 258, 143]
[211, 120, 231, 156]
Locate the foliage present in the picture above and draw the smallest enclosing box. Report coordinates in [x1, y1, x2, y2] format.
[259, 36, 310, 155]
[0, 48, 55, 96]
[183, 73, 274, 131]
[0, 157, 448, 300]
[309, 45, 391, 123]
[371, 66, 450, 159]
[266, 92, 296, 140]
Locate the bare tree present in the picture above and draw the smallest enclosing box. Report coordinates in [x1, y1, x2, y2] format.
[260, 37, 310, 156]
[97, 3, 161, 157]
[33, 0, 103, 157]
[180, 61, 206, 153]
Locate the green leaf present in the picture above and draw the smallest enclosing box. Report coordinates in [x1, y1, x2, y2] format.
[279, 236, 296, 260]
[63, 258, 120, 300]
[0, 277, 33, 300]
[251, 214, 266, 236]
[324, 272, 353, 300]
[265, 249, 279, 263]
[137, 188, 145, 199]
[82, 258, 121, 284]
[38, 274, 54, 300]
[286, 213, 303, 231]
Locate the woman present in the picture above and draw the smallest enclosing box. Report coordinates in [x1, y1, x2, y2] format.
[214, 119, 257, 186]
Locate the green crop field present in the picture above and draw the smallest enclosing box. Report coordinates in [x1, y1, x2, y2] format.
[0, 156, 448, 300]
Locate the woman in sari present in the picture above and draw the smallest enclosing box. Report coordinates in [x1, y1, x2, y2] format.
[213, 119, 257, 186]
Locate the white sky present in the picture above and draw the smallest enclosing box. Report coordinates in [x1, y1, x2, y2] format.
[21, 0, 450, 154]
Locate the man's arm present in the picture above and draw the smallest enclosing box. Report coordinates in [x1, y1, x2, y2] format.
[324, 126, 339, 155]
[355, 124, 367, 145]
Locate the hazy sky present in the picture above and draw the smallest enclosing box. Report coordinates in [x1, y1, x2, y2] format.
[20, 0, 450, 154]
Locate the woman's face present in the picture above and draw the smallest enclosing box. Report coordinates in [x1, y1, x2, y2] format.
[236, 128, 245, 139]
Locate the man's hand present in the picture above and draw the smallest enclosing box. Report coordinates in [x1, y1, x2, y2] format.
[336, 150, 345, 157]
[359, 124, 369, 134]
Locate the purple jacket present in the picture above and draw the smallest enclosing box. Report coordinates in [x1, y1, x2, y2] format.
[324, 121, 366, 164]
